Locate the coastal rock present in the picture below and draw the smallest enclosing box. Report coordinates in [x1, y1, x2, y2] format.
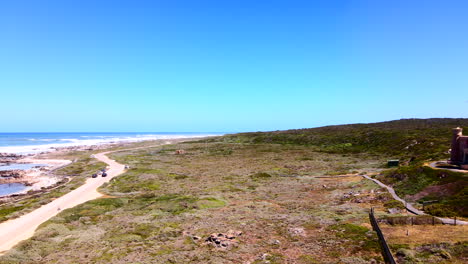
[0, 153, 24, 163]
[0, 170, 25, 178]
[0, 169, 40, 187]
[288, 227, 306, 237]
[0, 153, 23, 158]
[203, 230, 243, 250]
[388, 208, 402, 214]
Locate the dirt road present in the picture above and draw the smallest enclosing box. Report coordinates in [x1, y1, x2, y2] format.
[0, 151, 125, 254]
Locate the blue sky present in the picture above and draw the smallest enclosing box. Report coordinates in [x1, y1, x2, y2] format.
[1, 0, 467, 132]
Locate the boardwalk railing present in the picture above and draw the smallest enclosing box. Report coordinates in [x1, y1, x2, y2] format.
[369, 207, 396, 264]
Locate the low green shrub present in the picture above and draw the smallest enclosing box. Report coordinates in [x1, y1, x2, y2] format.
[383, 199, 405, 210]
[250, 172, 272, 179]
[328, 223, 380, 252]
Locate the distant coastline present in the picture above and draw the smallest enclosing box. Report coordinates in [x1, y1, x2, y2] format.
[0, 132, 223, 154]
[0, 133, 222, 197]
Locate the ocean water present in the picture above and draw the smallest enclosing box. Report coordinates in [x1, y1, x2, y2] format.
[0, 163, 49, 171]
[0, 183, 28, 196]
[0, 132, 222, 154]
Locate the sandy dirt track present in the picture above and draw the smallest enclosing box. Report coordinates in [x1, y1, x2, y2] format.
[0, 151, 125, 254]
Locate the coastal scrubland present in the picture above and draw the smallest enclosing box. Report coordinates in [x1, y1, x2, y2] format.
[208, 118, 468, 218]
[2, 143, 388, 263]
[216, 118, 468, 162]
[0, 118, 467, 263]
[377, 166, 467, 218]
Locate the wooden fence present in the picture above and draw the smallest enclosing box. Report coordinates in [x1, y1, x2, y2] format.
[369, 207, 396, 264]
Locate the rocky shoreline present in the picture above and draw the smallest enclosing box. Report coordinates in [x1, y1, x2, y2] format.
[0, 153, 25, 164]
[0, 153, 33, 187]
[0, 158, 71, 197]
[0, 170, 32, 186]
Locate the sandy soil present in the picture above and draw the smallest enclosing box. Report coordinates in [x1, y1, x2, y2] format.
[18, 158, 71, 167]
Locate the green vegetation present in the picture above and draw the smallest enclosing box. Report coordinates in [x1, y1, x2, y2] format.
[379, 166, 465, 196]
[57, 198, 125, 224]
[104, 172, 161, 193]
[2, 119, 468, 263]
[383, 199, 405, 210]
[206, 118, 468, 163]
[378, 166, 467, 217]
[250, 172, 272, 179]
[328, 223, 380, 253]
[201, 119, 468, 217]
[392, 242, 467, 264]
[54, 157, 106, 176]
[425, 193, 467, 217]
[0, 206, 25, 222]
[1, 142, 386, 263]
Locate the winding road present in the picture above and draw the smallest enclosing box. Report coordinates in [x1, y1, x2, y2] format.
[0, 151, 126, 254]
[362, 175, 467, 225]
[428, 161, 468, 173]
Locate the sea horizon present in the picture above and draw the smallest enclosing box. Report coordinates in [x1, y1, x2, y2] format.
[0, 132, 225, 154]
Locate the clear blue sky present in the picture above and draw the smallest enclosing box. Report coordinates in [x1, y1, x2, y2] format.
[1, 0, 467, 132]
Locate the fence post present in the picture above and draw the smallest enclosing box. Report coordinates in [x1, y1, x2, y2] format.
[369, 207, 396, 264]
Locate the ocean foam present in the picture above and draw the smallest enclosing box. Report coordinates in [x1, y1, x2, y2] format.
[0, 134, 219, 154]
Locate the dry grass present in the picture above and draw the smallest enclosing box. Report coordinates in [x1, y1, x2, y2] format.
[1, 142, 386, 264]
[381, 224, 468, 245]
[1, 141, 466, 263]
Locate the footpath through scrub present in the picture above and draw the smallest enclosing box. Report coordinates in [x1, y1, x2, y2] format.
[362, 175, 468, 225]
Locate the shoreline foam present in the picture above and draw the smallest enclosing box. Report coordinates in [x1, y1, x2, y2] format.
[0, 133, 220, 154]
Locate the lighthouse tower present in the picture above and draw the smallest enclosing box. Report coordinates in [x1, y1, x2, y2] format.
[450, 127, 463, 164]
